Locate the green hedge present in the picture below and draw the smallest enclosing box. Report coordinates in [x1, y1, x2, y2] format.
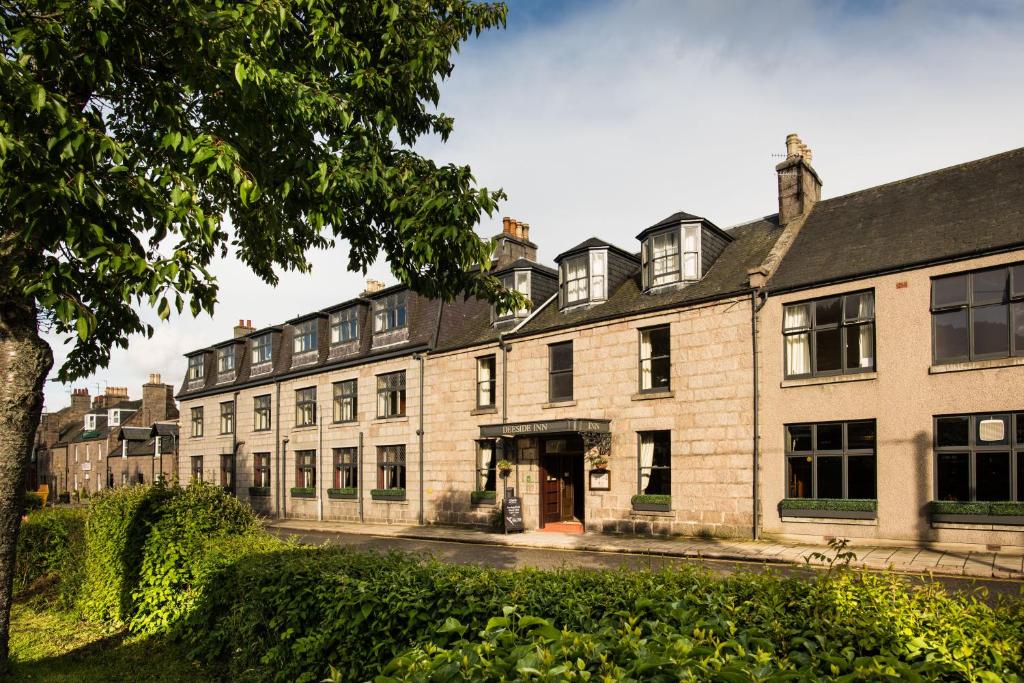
[779, 498, 878, 512]
[631, 494, 671, 506]
[327, 487, 357, 496]
[290, 487, 315, 498]
[931, 500, 1024, 516]
[15, 507, 86, 607]
[371, 487, 406, 498]
[470, 490, 496, 504]
[22, 492, 44, 513]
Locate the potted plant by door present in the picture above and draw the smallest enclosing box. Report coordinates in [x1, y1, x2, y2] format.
[497, 459, 514, 477]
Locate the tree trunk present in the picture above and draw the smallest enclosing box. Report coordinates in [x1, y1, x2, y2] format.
[0, 288, 52, 673]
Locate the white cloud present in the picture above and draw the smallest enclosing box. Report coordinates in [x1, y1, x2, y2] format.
[41, 0, 1024, 409]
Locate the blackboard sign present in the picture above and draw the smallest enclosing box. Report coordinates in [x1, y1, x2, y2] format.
[503, 496, 524, 533]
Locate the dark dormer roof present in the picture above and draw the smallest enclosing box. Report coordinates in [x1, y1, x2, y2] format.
[150, 422, 179, 438]
[212, 337, 245, 348]
[768, 146, 1024, 293]
[492, 258, 557, 277]
[245, 325, 282, 338]
[322, 297, 369, 314]
[118, 426, 152, 441]
[555, 237, 640, 264]
[285, 310, 328, 325]
[636, 211, 733, 243]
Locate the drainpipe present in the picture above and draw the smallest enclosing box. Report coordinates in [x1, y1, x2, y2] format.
[317, 398, 324, 522]
[499, 336, 517, 494]
[413, 353, 425, 526]
[274, 381, 281, 517]
[750, 289, 768, 541]
[281, 436, 289, 518]
[232, 390, 239, 495]
[358, 431, 364, 523]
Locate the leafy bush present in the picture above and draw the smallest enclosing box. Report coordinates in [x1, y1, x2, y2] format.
[470, 490, 496, 504]
[22, 492, 44, 513]
[630, 494, 671, 506]
[931, 500, 996, 515]
[779, 498, 877, 512]
[15, 507, 86, 606]
[991, 501, 1024, 516]
[327, 487, 357, 497]
[57, 492, 71, 504]
[371, 488, 406, 498]
[290, 487, 315, 497]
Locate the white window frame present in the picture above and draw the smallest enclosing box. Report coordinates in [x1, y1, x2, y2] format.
[293, 320, 317, 354]
[187, 354, 205, 380]
[373, 293, 407, 333]
[498, 270, 531, 319]
[330, 308, 359, 345]
[251, 334, 272, 364]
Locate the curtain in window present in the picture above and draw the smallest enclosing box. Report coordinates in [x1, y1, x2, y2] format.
[640, 331, 652, 388]
[784, 305, 811, 376]
[639, 433, 655, 491]
[856, 325, 874, 368]
[591, 251, 606, 300]
[682, 226, 699, 279]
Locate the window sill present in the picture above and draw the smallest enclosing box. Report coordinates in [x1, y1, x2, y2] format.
[542, 400, 577, 410]
[327, 421, 359, 430]
[373, 416, 408, 424]
[780, 372, 877, 388]
[780, 516, 877, 526]
[290, 424, 318, 432]
[780, 509, 876, 521]
[631, 390, 674, 402]
[471, 407, 498, 416]
[929, 356, 1024, 375]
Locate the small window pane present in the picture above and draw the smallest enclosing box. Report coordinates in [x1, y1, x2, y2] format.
[784, 332, 811, 377]
[648, 327, 670, 358]
[1012, 302, 1024, 355]
[787, 456, 812, 498]
[783, 304, 810, 331]
[550, 343, 572, 371]
[845, 323, 874, 370]
[975, 452, 1010, 501]
[936, 453, 970, 501]
[936, 417, 969, 447]
[847, 421, 876, 450]
[814, 328, 842, 373]
[972, 269, 1008, 305]
[816, 456, 843, 499]
[1017, 452, 1024, 502]
[550, 374, 573, 402]
[816, 423, 843, 451]
[815, 298, 842, 326]
[933, 309, 969, 362]
[844, 292, 874, 322]
[1017, 414, 1024, 445]
[787, 425, 812, 452]
[976, 414, 1009, 446]
[1012, 265, 1024, 298]
[973, 304, 1009, 357]
[847, 456, 877, 499]
[933, 275, 968, 308]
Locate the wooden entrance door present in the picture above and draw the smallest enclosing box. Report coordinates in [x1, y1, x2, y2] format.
[540, 436, 584, 526]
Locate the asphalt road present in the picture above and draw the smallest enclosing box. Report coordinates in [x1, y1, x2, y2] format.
[269, 528, 1023, 603]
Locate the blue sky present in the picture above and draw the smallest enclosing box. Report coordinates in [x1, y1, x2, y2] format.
[42, 0, 1024, 408]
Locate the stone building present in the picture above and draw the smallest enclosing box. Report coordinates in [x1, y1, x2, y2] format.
[176, 137, 1024, 549]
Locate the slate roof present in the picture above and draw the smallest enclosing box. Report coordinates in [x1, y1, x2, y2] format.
[493, 258, 557, 276]
[556, 237, 640, 263]
[768, 146, 1024, 293]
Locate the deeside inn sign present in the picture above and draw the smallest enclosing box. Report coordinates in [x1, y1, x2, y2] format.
[479, 418, 611, 438]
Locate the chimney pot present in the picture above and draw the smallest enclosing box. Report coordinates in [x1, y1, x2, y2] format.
[363, 278, 386, 295]
[502, 217, 513, 235]
[776, 133, 822, 225]
[246, 319, 251, 327]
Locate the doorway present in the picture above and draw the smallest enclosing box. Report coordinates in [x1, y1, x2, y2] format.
[539, 435, 584, 527]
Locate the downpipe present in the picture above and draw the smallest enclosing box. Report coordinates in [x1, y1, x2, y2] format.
[414, 353, 425, 526]
[751, 289, 768, 541]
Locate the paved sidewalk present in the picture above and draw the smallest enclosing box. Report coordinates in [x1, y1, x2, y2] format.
[267, 519, 1024, 581]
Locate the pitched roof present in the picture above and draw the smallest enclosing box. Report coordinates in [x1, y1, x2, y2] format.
[768, 146, 1024, 293]
[555, 237, 639, 263]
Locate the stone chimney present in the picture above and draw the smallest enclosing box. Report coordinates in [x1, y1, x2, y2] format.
[776, 133, 822, 225]
[142, 373, 177, 422]
[363, 279, 386, 296]
[492, 217, 538, 269]
[233, 319, 255, 338]
[70, 387, 91, 414]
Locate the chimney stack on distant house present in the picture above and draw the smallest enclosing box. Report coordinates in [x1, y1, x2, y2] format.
[363, 279, 386, 296]
[70, 387, 91, 414]
[492, 217, 538, 269]
[233, 319, 255, 338]
[142, 373, 178, 423]
[776, 133, 822, 225]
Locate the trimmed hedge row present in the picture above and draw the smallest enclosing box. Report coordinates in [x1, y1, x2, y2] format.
[779, 498, 878, 512]
[630, 494, 671, 506]
[930, 500, 1024, 516]
[14, 507, 86, 607]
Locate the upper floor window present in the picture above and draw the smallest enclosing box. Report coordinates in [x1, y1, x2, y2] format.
[333, 379, 358, 423]
[187, 355, 205, 380]
[217, 346, 235, 373]
[477, 355, 496, 408]
[498, 270, 531, 319]
[293, 320, 317, 354]
[253, 395, 271, 431]
[548, 341, 573, 402]
[251, 334, 272, 365]
[108, 409, 122, 427]
[190, 407, 204, 437]
[295, 387, 317, 426]
[219, 401, 234, 434]
[932, 264, 1024, 364]
[786, 420, 876, 500]
[559, 250, 607, 308]
[373, 293, 407, 333]
[783, 291, 874, 379]
[639, 326, 670, 392]
[376, 371, 406, 418]
[935, 412, 1023, 503]
[330, 308, 359, 345]
[84, 414, 97, 431]
[642, 225, 699, 289]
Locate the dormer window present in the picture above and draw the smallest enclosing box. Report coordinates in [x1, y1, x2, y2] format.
[498, 270, 531, 319]
[251, 334, 272, 364]
[84, 414, 97, 430]
[108, 409, 121, 427]
[187, 355, 205, 381]
[293, 320, 317, 353]
[330, 308, 359, 344]
[373, 293, 407, 333]
[559, 249, 607, 308]
[217, 347, 235, 373]
[642, 224, 700, 289]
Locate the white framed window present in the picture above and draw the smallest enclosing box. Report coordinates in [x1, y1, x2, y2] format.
[476, 355, 496, 408]
[561, 255, 589, 306]
[373, 293, 407, 333]
[643, 225, 701, 289]
[217, 346, 235, 373]
[187, 354, 205, 380]
[330, 308, 359, 344]
[498, 270, 531, 318]
[107, 410, 121, 427]
[293, 320, 317, 353]
[590, 250, 607, 301]
[84, 414, 97, 430]
[251, 334, 272, 364]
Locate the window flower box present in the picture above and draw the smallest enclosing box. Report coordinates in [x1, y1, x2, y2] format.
[471, 490, 496, 505]
[248, 486, 271, 498]
[631, 494, 671, 512]
[930, 500, 1024, 525]
[290, 487, 316, 498]
[371, 488, 406, 501]
[327, 487, 357, 500]
[779, 498, 877, 520]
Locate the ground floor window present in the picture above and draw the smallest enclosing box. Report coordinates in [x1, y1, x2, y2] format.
[296, 450, 316, 488]
[135, 472, 144, 485]
[377, 444, 406, 489]
[253, 453, 271, 488]
[477, 440, 497, 491]
[935, 412, 1023, 501]
[191, 455, 203, 483]
[638, 431, 671, 496]
[785, 420, 876, 499]
[333, 447, 358, 488]
[220, 454, 235, 491]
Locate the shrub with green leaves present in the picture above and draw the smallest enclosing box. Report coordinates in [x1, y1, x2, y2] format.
[14, 507, 86, 607]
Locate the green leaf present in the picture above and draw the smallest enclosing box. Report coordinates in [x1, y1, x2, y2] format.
[76, 316, 89, 341]
[31, 85, 45, 111]
[234, 61, 246, 87]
